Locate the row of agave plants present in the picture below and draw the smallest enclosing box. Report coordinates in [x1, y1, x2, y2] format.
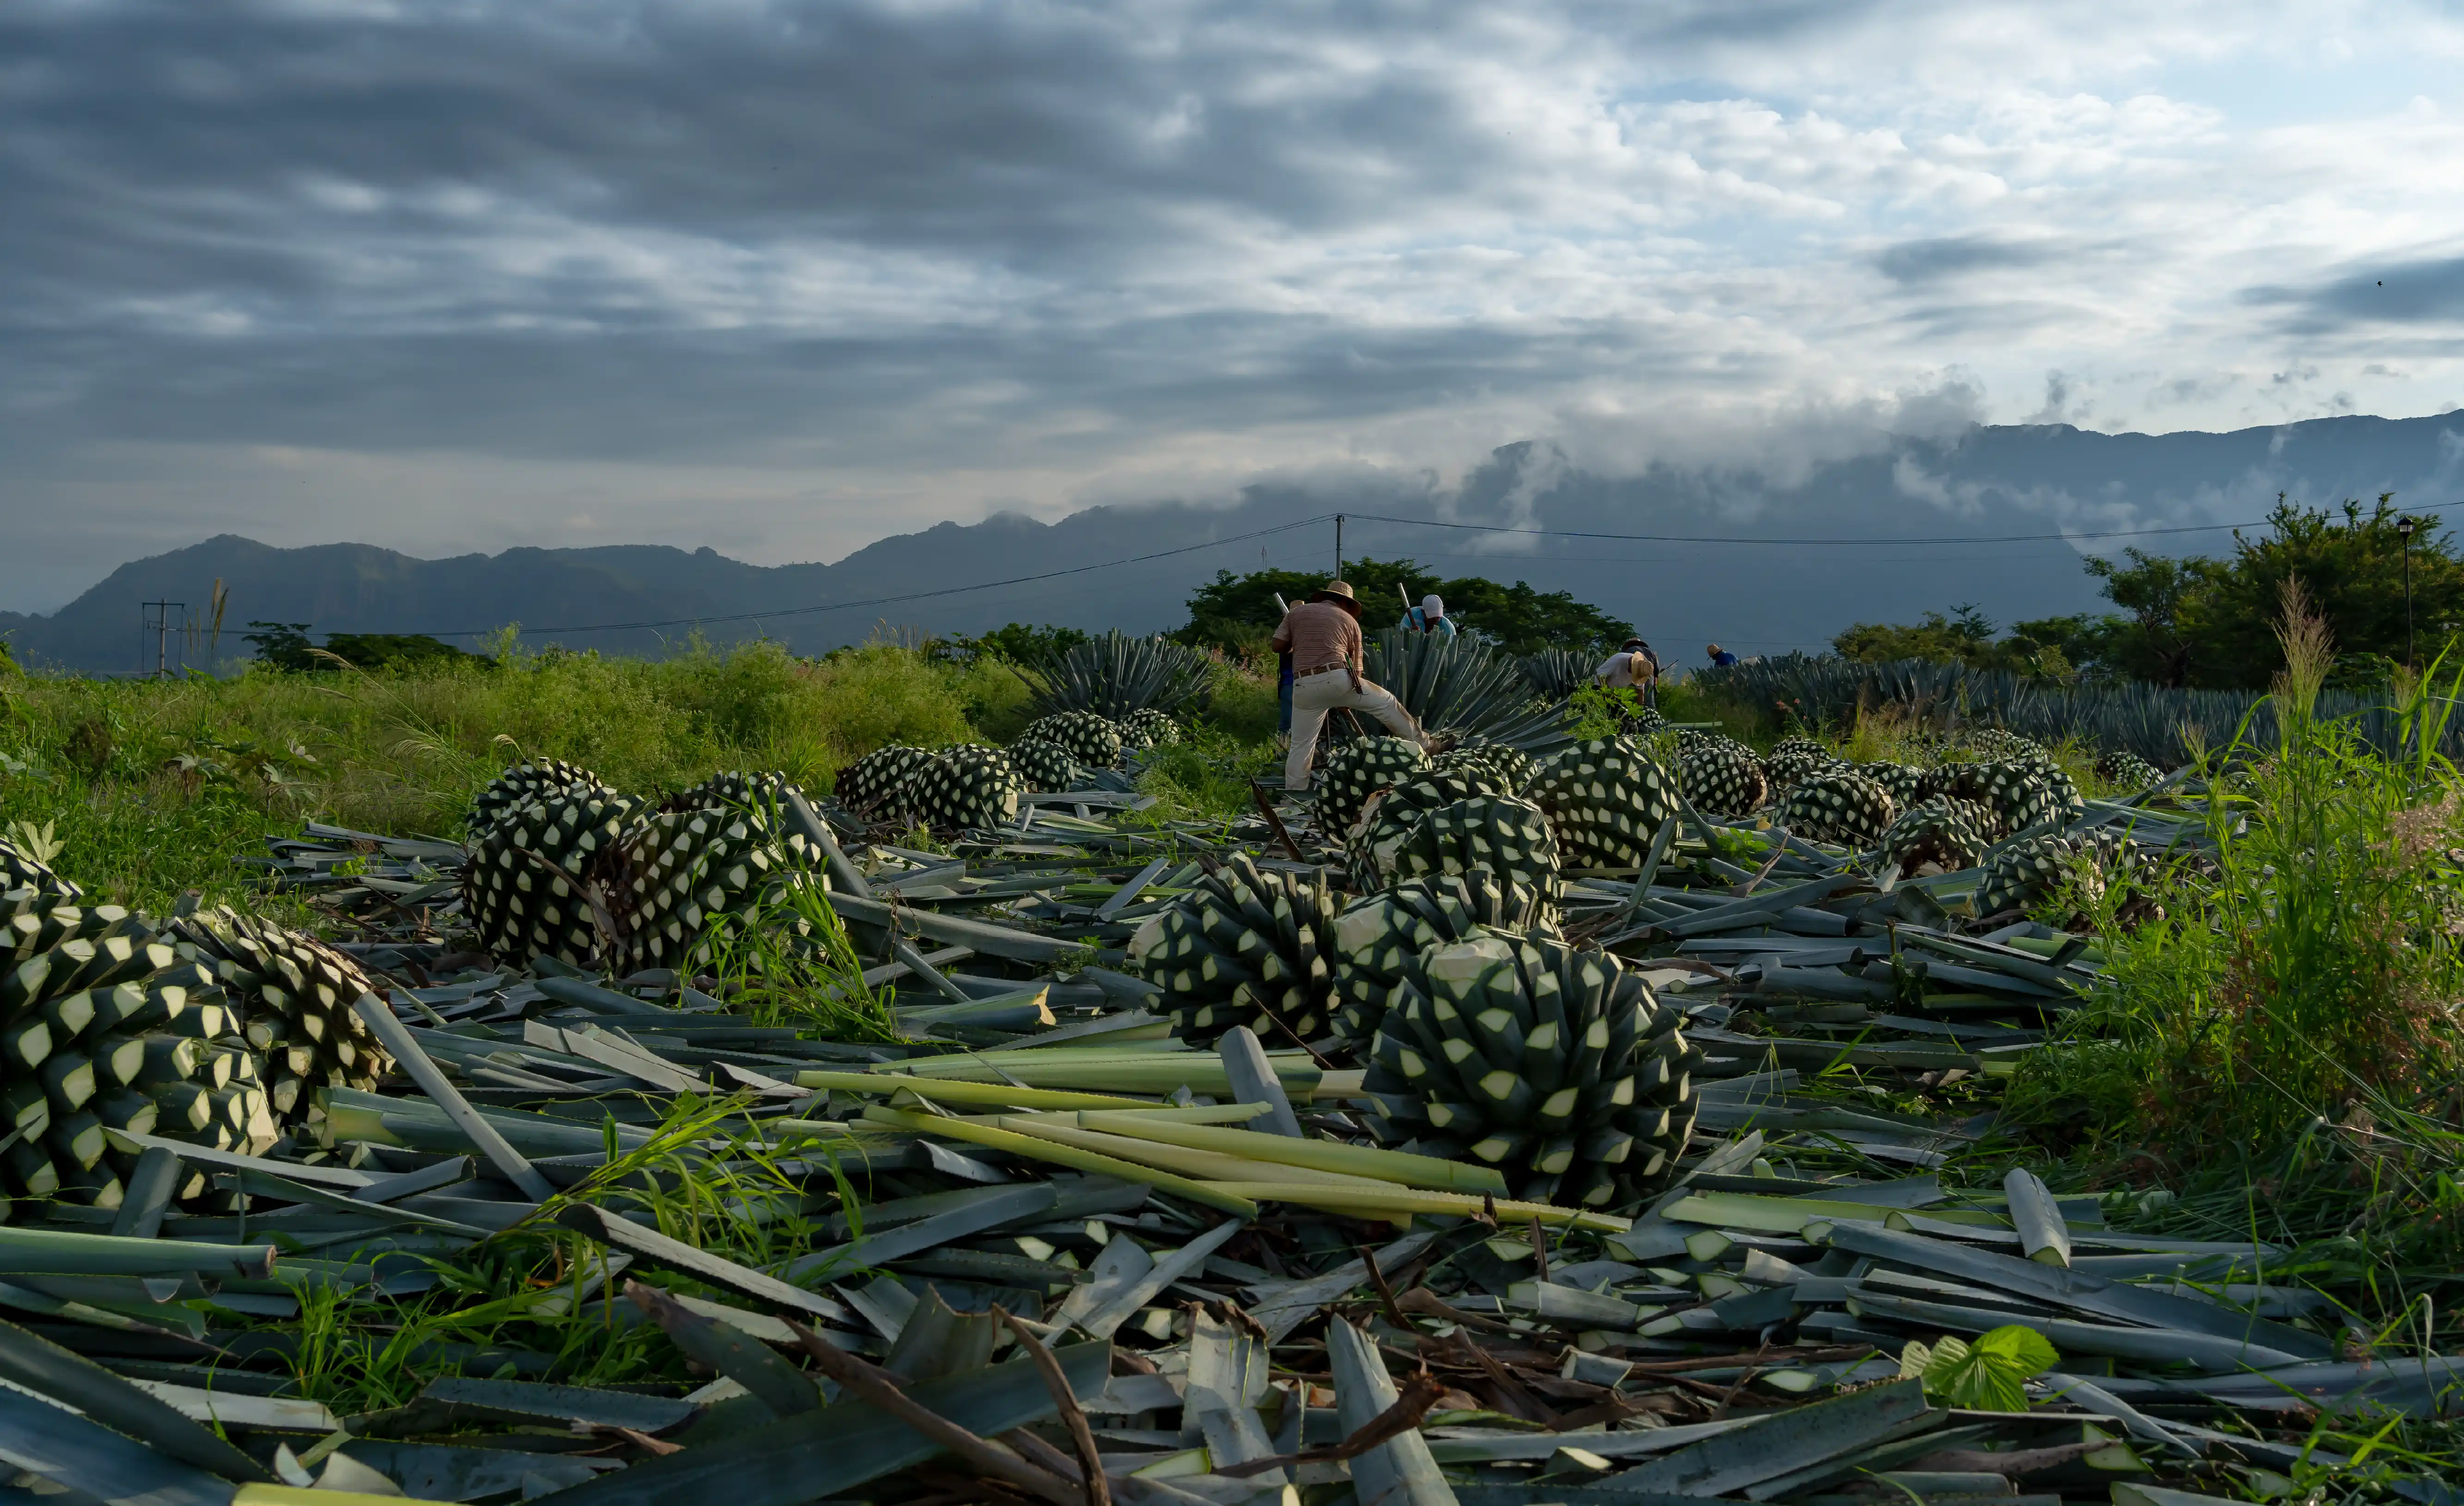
[1695, 651, 2464, 765]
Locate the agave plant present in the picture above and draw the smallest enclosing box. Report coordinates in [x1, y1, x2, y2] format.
[1518, 648, 1595, 701]
[1019, 630, 1216, 720]
[1695, 650, 2460, 768]
[1326, 629, 1573, 756]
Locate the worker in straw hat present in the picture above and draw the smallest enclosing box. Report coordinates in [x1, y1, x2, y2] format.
[1272, 580, 1429, 794]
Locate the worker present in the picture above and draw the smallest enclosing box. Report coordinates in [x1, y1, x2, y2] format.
[1706, 643, 1739, 667]
[1400, 593, 1457, 639]
[1273, 581, 1428, 795]
[1595, 637, 1661, 709]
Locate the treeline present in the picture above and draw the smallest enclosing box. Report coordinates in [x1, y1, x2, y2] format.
[929, 559, 1634, 666]
[1834, 496, 2459, 689]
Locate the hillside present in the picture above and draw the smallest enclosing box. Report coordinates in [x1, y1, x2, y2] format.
[7, 411, 2462, 672]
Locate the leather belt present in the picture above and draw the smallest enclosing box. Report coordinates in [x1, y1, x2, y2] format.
[1296, 662, 1351, 677]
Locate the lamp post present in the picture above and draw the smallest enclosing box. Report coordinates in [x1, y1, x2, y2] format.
[2397, 515, 2419, 669]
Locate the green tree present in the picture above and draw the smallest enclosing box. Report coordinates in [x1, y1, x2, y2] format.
[1834, 495, 2464, 690]
[2080, 547, 2211, 686]
[1176, 558, 1632, 657]
[1833, 605, 2005, 669]
[2179, 495, 2464, 688]
[927, 623, 1092, 666]
[321, 633, 488, 671]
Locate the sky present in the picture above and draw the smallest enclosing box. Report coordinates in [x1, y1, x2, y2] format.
[6, 0, 2464, 612]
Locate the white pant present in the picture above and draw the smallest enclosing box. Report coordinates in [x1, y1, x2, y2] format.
[1286, 668, 1426, 792]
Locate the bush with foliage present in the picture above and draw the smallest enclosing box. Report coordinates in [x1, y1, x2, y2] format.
[1836, 495, 2460, 689]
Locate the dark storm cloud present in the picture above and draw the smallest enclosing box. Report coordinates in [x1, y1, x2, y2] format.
[2241, 251, 2464, 335]
[1874, 234, 2064, 284]
[0, 0, 1791, 466]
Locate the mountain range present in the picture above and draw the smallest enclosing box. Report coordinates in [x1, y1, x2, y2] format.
[7, 411, 2463, 674]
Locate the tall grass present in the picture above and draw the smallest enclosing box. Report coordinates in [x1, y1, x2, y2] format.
[0, 639, 1012, 908]
[2012, 585, 2464, 1164]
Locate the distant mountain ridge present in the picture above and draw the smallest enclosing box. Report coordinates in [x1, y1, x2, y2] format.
[7, 412, 2462, 673]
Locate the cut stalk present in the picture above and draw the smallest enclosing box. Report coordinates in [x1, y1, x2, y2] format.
[860, 1107, 1258, 1217]
[1206, 1182, 1630, 1233]
[1074, 1112, 1507, 1193]
[981, 1115, 1390, 1190]
[793, 1070, 1157, 1112]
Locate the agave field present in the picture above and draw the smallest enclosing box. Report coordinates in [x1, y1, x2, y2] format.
[0, 623, 2462, 1506]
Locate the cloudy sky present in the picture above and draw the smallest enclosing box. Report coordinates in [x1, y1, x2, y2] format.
[6, 0, 2464, 611]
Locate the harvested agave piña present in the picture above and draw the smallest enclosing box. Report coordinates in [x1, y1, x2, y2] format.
[1529, 737, 1679, 868]
[1973, 834, 2087, 918]
[1006, 738, 1081, 793]
[1127, 853, 1341, 1048]
[1376, 794, 1562, 918]
[1117, 708, 1181, 751]
[1347, 769, 1508, 889]
[2, 892, 272, 1206]
[2096, 748, 2164, 791]
[1436, 742, 1538, 795]
[468, 758, 609, 839]
[1330, 867, 1554, 1042]
[171, 907, 392, 1124]
[833, 745, 936, 822]
[1763, 737, 1835, 791]
[1362, 931, 1698, 1207]
[599, 791, 824, 974]
[1777, 769, 1897, 847]
[1679, 740, 1769, 818]
[1966, 727, 2050, 762]
[1942, 758, 2083, 839]
[1858, 761, 1929, 810]
[1975, 831, 2138, 919]
[461, 787, 644, 969]
[915, 745, 1024, 831]
[1313, 736, 1429, 838]
[1878, 796, 1991, 876]
[1020, 711, 1124, 768]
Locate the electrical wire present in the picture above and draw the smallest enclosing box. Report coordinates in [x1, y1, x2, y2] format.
[408, 514, 1336, 639]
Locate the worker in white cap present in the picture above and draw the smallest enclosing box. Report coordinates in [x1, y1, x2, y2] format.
[1400, 593, 1457, 640]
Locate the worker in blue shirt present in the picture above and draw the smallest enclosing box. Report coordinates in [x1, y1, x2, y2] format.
[1401, 593, 1457, 639]
[1706, 643, 1739, 667]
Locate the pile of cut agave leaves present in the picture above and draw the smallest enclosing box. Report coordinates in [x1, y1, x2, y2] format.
[0, 770, 2450, 1506]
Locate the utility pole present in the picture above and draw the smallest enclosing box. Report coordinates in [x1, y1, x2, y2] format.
[1335, 514, 1345, 580]
[2397, 516, 2419, 669]
[140, 600, 187, 678]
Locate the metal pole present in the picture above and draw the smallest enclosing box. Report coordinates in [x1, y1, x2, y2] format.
[1335, 514, 1345, 579]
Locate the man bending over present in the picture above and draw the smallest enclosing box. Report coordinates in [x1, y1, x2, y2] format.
[1272, 581, 1429, 795]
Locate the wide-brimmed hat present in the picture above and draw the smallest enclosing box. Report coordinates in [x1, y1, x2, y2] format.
[1312, 580, 1362, 615]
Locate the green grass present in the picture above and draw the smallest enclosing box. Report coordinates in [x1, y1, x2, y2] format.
[0, 639, 1027, 910]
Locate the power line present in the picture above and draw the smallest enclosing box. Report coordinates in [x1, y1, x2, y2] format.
[409, 515, 1336, 639]
[1341, 499, 2464, 548]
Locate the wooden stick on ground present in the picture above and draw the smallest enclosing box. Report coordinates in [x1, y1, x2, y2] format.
[1216, 1371, 1447, 1479]
[1248, 780, 1307, 862]
[994, 1306, 1111, 1506]
[783, 1318, 1081, 1506]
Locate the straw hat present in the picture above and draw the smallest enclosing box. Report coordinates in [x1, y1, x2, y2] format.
[1312, 580, 1362, 616]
